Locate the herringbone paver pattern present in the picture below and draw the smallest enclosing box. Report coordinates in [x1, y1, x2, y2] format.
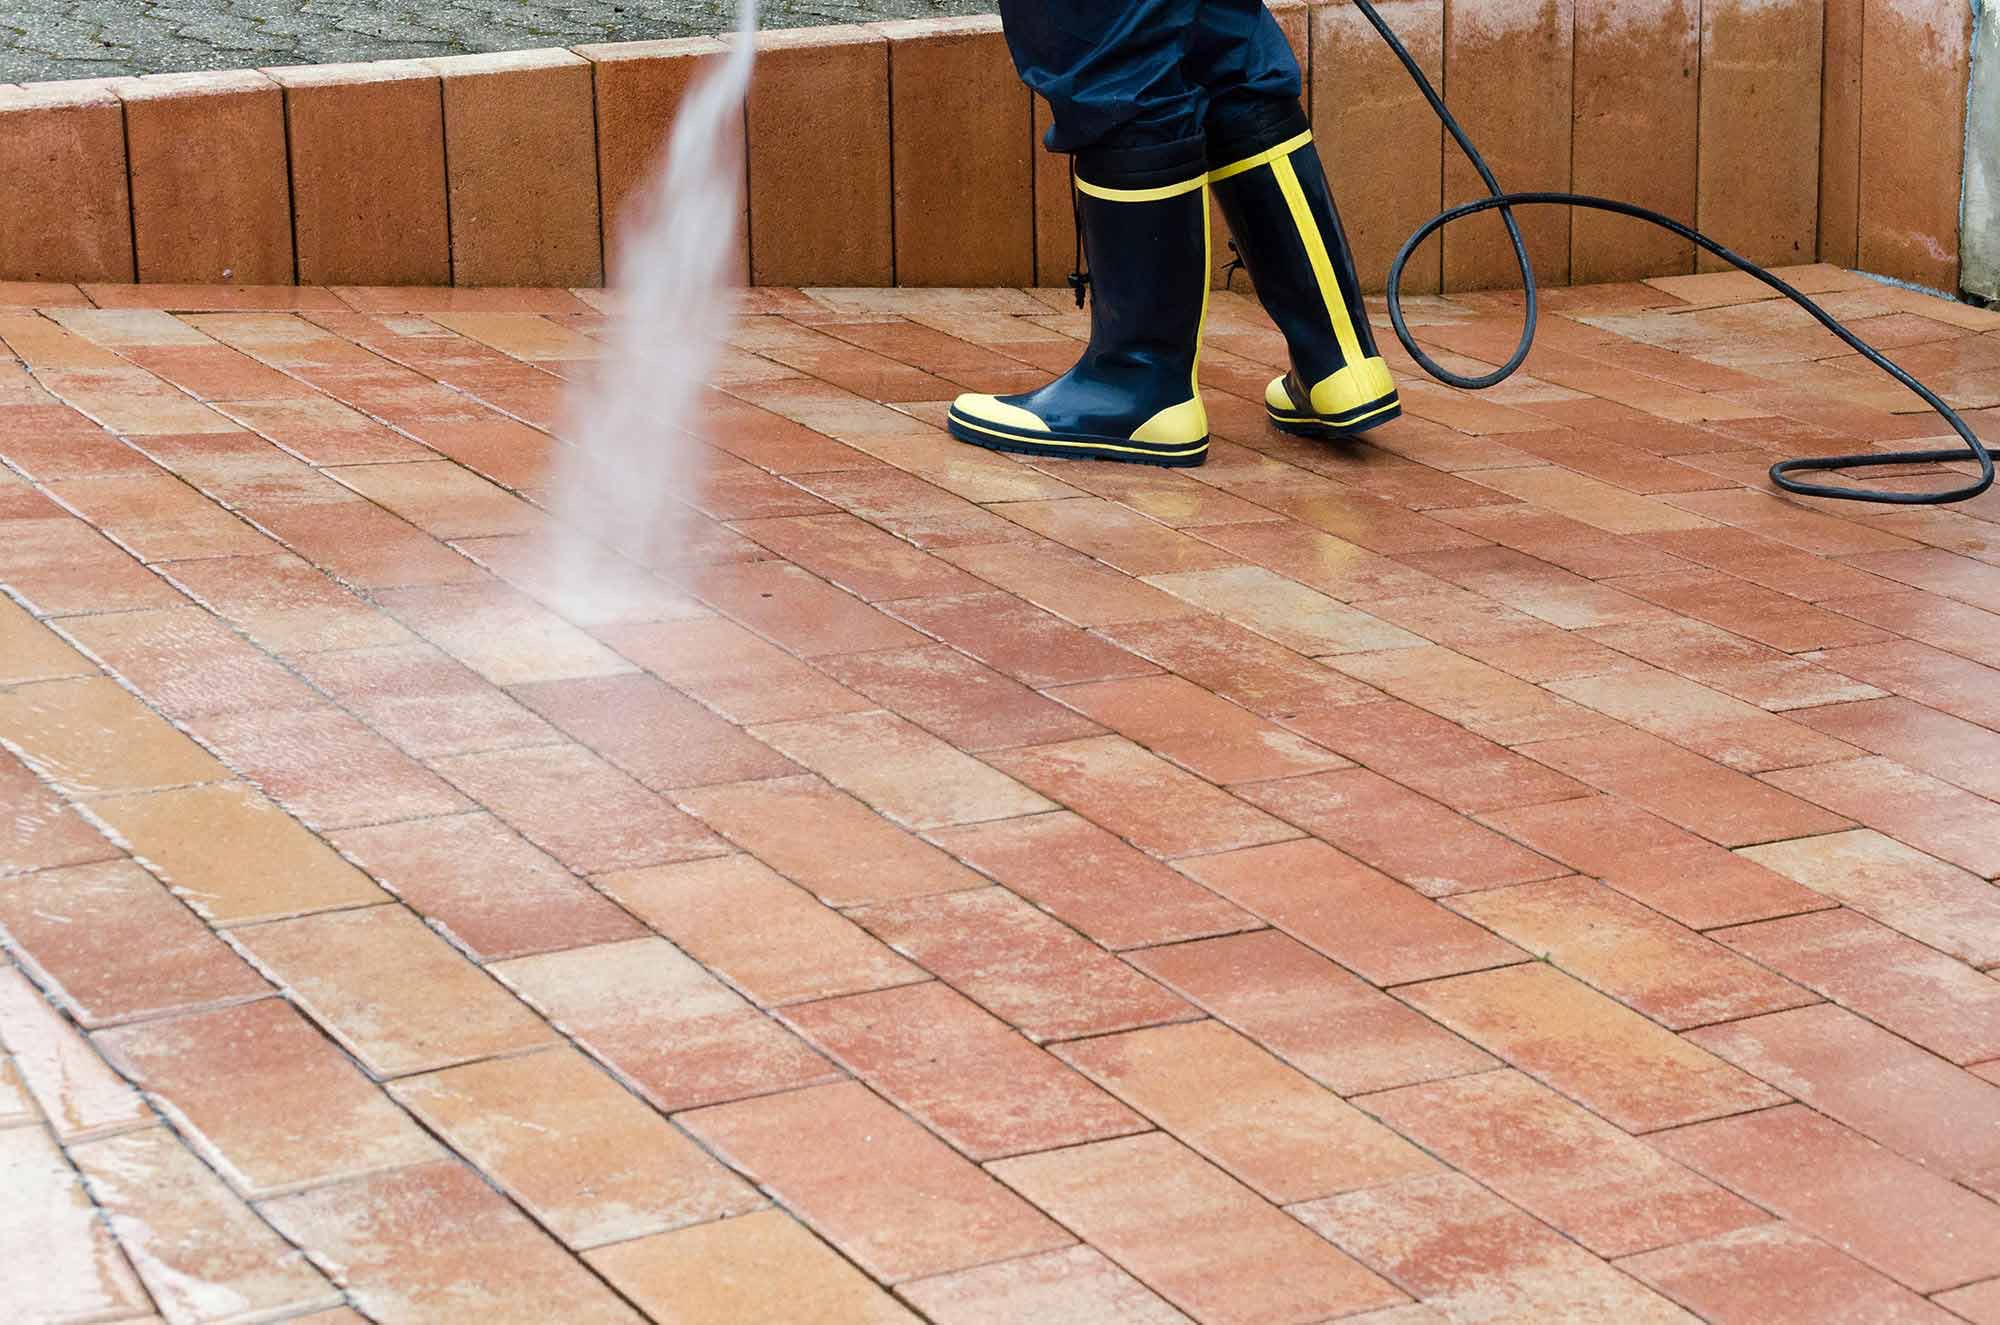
[2, 270, 1999, 1323]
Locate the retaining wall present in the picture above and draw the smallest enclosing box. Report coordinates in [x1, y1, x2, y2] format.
[0, 1, 1983, 295]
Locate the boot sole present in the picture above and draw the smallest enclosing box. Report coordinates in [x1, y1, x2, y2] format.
[1268, 394, 1402, 440]
[948, 408, 1209, 468]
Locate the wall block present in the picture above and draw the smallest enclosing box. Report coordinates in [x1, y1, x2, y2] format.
[0, 81, 134, 284]
[120, 70, 295, 285]
[882, 17, 1035, 288]
[1571, 0, 1700, 282]
[1858, 0, 1975, 289]
[1310, 0, 1446, 296]
[271, 61, 451, 287]
[433, 49, 604, 288]
[1441, 0, 1577, 290]
[747, 26, 893, 287]
[1695, 0, 1824, 272]
[580, 37, 748, 285]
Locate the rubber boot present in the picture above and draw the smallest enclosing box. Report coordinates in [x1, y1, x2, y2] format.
[948, 135, 1212, 467]
[1207, 99, 1401, 438]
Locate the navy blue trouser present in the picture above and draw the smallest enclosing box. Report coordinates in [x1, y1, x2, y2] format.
[999, 0, 1302, 153]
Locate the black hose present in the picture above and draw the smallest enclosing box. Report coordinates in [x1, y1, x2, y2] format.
[1352, 0, 1993, 506]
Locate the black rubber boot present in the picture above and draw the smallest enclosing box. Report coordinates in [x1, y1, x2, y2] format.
[1207, 99, 1401, 438]
[949, 135, 1211, 467]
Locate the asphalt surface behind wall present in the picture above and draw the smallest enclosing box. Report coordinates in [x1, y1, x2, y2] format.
[0, 0, 998, 84]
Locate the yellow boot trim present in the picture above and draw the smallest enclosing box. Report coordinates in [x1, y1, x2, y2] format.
[1265, 376, 1298, 412]
[1306, 357, 1397, 419]
[1130, 397, 1208, 446]
[1074, 173, 1209, 203]
[1192, 178, 1211, 414]
[1269, 154, 1367, 372]
[952, 393, 1049, 433]
[1207, 129, 1315, 184]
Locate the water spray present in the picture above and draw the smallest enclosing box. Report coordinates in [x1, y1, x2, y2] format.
[539, 0, 759, 619]
[1353, 0, 1992, 506]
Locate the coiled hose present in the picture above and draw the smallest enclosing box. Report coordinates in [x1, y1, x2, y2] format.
[1353, 0, 1993, 505]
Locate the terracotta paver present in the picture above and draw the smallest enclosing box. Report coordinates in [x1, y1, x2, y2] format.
[991, 1132, 1407, 1324]
[232, 904, 556, 1076]
[1130, 930, 1500, 1096]
[492, 936, 838, 1113]
[1055, 1020, 1438, 1203]
[587, 1209, 920, 1324]
[1236, 767, 1563, 895]
[0, 966, 148, 1142]
[1176, 838, 1525, 985]
[1396, 964, 1786, 1131]
[1479, 794, 1834, 930]
[1651, 1104, 2000, 1293]
[1, 1125, 150, 1322]
[986, 734, 1300, 858]
[1362, 1070, 1766, 1258]
[70, 1126, 343, 1321]
[1618, 1223, 1963, 1325]
[680, 1080, 1071, 1284]
[93, 999, 443, 1197]
[0, 859, 270, 1027]
[88, 781, 391, 925]
[1292, 1172, 1701, 1321]
[676, 773, 989, 906]
[260, 1160, 646, 1323]
[1687, 1004, 2000, 1197]
[328, 812, 645, 961]
[927, 810, 1257, 950]
[603, 853, 922, 1007]
[783, 980, 1145, 1160]
[388, 1047, 763, 1250]
[1738, 829, 2000, 967]
[899, 1244, 1191, 1324]
[850, 886, 1195, 1043]
[5, 276, 1997, 1316]
[1445, 876, 1816, 1028]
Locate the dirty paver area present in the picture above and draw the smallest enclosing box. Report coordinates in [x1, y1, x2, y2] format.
[4, 270, 2000, 1322]
[0, 0, 997, 83]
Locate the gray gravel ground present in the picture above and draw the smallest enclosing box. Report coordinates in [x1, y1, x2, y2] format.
[0, 0, 998, 83]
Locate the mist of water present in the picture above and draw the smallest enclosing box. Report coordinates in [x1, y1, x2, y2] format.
[538, 0, 758, 620]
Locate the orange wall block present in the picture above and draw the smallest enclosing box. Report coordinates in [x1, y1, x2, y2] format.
[269, 61, 451, 287]
[580, 36, 747, 284]
[747, 26, 893, 288]
[0, 81, 134, 284]
[882, 17, 1034, 288]
[119, 71, 294, 285]
[1441, 0, 1576, 291]
[1858, 0, 1974, 289]
[1571, 0, 1699, 282]
[433, 50, 604, 288]
[1819, 0, 1865, 267]
[1310, 0, 1445, 296]
[1695, 0, 1823, 272]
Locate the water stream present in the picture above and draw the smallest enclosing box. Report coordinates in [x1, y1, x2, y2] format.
[538, 0, 759, 621]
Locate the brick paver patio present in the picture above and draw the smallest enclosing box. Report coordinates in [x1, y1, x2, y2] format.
[4, 270, 2000, 1323]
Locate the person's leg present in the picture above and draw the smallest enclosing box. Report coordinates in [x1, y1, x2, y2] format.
[950, 4, 1214, 467]
[1193, 0, 1402, 437]
[999, 0, 1205, 151]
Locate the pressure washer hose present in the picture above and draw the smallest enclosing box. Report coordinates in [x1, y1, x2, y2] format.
[1351, 0, 1994, 505]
